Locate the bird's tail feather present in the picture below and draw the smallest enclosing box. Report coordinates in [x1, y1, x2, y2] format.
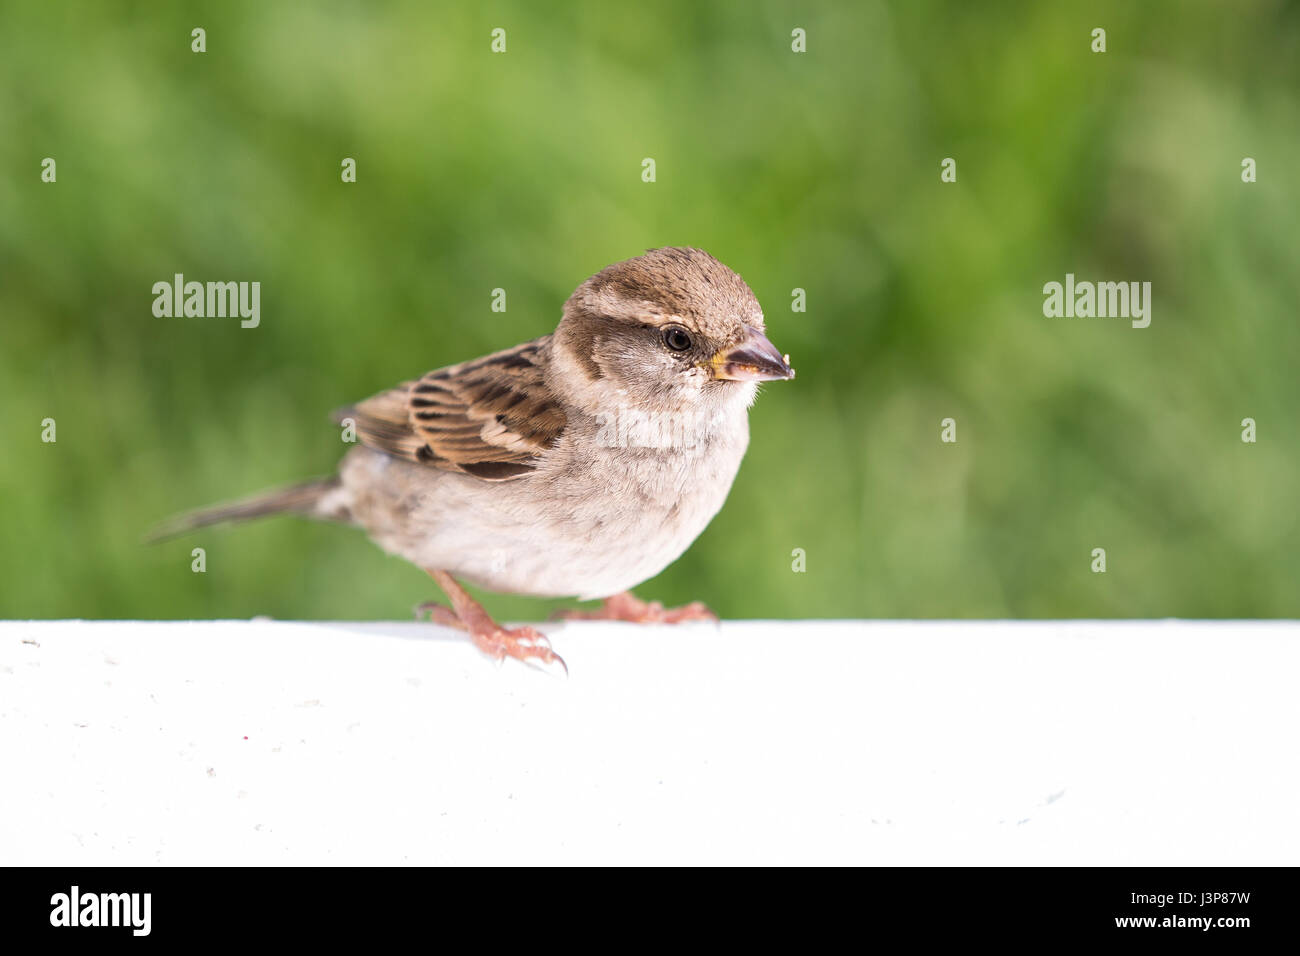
[145, 476, 350, 542]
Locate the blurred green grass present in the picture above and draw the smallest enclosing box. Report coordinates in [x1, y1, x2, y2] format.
[1, 0, 1297, 620]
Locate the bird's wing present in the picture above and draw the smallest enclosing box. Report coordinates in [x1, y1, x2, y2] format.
[334, 336, 566, 481]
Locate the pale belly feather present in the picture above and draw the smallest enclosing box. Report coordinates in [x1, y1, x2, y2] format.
[339, 414, 749, 601]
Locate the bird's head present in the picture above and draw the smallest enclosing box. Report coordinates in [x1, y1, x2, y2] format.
[550, 247, 794, 423]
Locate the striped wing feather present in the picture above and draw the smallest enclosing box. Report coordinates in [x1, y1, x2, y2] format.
[337, 337, 565, 481]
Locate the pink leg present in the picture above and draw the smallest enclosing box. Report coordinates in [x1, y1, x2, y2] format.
[418, 570, 567, 675]
[551, 591, 718, 624]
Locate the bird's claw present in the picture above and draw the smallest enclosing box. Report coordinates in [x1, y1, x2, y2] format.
[473, 624, 568, 676]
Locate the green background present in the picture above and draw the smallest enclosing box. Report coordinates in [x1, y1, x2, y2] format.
[2, 1, 1297, 620]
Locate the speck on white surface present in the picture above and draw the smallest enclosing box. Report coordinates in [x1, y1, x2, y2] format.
[1, 619, 1296, 865]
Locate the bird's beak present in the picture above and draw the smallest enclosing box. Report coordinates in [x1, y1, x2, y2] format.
[709, 326, 796, 382]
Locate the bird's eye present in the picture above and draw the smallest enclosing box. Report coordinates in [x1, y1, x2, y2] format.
[663, 327, 692, 352]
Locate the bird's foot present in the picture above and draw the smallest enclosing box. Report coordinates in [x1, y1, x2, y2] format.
[551, 591, 718, 624]
[414, 600, 462, 629]
[417, 582, 567, 675]
[471, 622, 566, 675]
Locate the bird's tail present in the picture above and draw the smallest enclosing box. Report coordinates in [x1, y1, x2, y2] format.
[145, 476, 351, 542]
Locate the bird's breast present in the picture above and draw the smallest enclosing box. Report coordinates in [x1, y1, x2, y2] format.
[523, 419, 748, 599]
[343, 411, 751, 601]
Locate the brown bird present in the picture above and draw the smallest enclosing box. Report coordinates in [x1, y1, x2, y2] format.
[153, 248, 795, 671]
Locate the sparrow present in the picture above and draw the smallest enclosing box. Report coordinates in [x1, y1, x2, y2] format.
[154, 247, 795, 671]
